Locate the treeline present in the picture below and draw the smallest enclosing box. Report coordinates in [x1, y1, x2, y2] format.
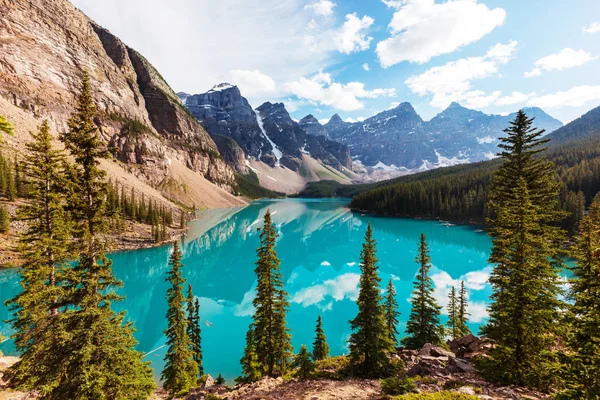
[350, 137, 600, 234]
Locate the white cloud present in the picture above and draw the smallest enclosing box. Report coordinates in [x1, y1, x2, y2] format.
[344, 117, 366, 123]
[524, 68, 541, 78]
[320, 261, 331, 266]
[362, 63, 370, 71]
[495, 91, 534, 106]
[229, 69, 276, 96]
[525, 48, 597, 78]
[528, 85, 600, 109]
[305, 0, 336, 16]
[334, 13, 375, 54]
[291, 273, 360, 307]
[376, 0, 506, 67]
[285, 72, 396, 111]
[318, 118, 330, 125]
[583, 22, 600, 33]
[405, 41, 518, 108]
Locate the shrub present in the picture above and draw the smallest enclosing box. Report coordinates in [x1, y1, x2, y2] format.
[392, 392, 479, 399]
[215, 373, 226, 385]
[413, 375, 438, 384]
[205, 395, 222, 400]
[314, 356, 351, 380]
[381, 376, 417, 395]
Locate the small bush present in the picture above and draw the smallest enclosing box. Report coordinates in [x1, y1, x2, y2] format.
[443, 380, 468, 390]
[313, 356, 351, 380]
[205, 395, 222, 400]
[392, 392, 479, 399]
[215, 373, 226, 385]
[413, 375, 438, 384]
[381, 376, 417, 395]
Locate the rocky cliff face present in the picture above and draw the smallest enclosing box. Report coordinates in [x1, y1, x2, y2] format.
[0, 0, 236, 193]
[298, 114, 328, 137]
[181, 85, 352, 172]
[322, 102, 562, 170]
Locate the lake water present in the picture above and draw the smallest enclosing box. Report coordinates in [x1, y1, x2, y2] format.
[0, 198, 494, 381]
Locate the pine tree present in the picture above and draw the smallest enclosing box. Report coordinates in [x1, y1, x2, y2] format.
[5, 121, 72, 393]
[457, 281, 471, 337]
[251, 210, 292, 377]
[50, 72, 155, 399]
[0, 115, 14, 140]
[481, 111, 565, 389]
[187, 285, 203, 378]
[294, 345, 314, 379]
[0, 205, 9, 233]
[348, 223, 394, 378]
[402, 233, 444, 349]
[239, 325, 263, 383]
[312, 315, 330, 361]
[559, 195, 600, 398]
[180, 210, 186, 229]
[447, 286, 459, 340]
[162, 242, 198, 395]
[384, 278, 400, 346]
[215, 373, 226, 385]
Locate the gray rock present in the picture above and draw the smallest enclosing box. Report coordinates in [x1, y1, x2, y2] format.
[204, 374, 215, 388]
[419, 343, 455, 358]
[449, 357, 476, 373]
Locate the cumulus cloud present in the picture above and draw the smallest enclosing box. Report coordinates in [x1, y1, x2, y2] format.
[495, 91, 534, 106]
[405, 41, 518, 108]
[321, 261, 332, 266]
[334, 13, 375, 54]
[376, 0, 506, 67]
[230, 69, 276, 96]
[285, 71, 395, 111]
[304, 0, 336, 16]
[524, 48, 597, 77]
[528, 85, 600, 109]
[291, 273, 361, 307]
[344, 117, 366, 123]
[583, 22, 600, 33]
[362, 63, 370, 71]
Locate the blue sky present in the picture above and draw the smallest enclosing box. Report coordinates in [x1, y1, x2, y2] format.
[72, 0, 600, 124]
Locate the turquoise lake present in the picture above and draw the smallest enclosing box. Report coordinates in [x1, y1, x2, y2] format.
[0, 198, 494, 381]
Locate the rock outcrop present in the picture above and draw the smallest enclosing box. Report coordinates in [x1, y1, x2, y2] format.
[298, 114, 328, 137]
[0, 0, 240, 207]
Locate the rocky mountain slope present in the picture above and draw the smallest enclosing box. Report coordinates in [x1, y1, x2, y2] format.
[0, 0, 244, 209]
[320, 102, 563, 172]
[546, 104, 600, 145]
[179, 85, 355, 193]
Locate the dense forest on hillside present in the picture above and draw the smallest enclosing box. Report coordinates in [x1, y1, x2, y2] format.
[349, 138, 599, 234]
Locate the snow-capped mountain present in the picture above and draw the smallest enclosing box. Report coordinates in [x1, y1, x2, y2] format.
[319, 102, 563, 171]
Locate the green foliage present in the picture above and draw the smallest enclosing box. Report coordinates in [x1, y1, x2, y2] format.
[392, 392, 480, 400]
[558, 195, 600, 398]
[457, 281, 471, 338]
[205, 395, 222, 400]
[215, 373, 226, 385]
[234, 171, 284, 199]
[402, 233, 444, 349]
[0, 151, 23, 200]
[480, 110, 566, 390]
[0, 205, 9, 233]
[349, 224, 395, 378]
[446, 286, 459, 341]
[384, 278, 400, 346]
[312, 315, 330, 361]
[187, 285, 203, 378]
[380, 376, 417, 395]
[413, 376, 438, 384]
[313, 356, 351, 380]
[239, 325, 263, 383]
[4, 120, 73, 393]
[162, 241, 198, 395]
[0, 115, 14, 139]
[245, 210, 293, 378]
[293, 344, 314, 380]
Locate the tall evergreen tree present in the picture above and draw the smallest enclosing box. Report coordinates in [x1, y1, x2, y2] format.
[0, 205, 9, 233]
[559, 195, 600, 398]
[457, 281, 471, 337]
[162, 242, 198, 395]
[0, 115, 14, 140]
[186, 284, 203, 378]
[5, 121, 73, 393]
[402, 233, 444, 349]
[312, 315, 330, 361]
[51, 72, 154, 399]
[481, 111, 565, 389]
[447, 286, 459, 340]
[251, 210, 292, 377]
[384, 278, 400, 346]
[348, 224, 394, 378]
[239, 325, 262, 383]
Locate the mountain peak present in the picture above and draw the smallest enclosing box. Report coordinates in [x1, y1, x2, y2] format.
[208, 82, 237, 93]
[328, 114, 344, 124]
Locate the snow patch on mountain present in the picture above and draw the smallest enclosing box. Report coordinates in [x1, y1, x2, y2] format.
[255, 111, 283, 166]
[208, 82, 235, 93]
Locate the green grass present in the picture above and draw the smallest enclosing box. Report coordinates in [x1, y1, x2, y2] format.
[392, 392, 479, 400]
[234, 171, 284, 199]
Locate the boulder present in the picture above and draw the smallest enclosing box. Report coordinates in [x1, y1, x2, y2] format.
[448, 357, 476, 373]
[419, 343, 455, 359]
[203, 374, 215, 388]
